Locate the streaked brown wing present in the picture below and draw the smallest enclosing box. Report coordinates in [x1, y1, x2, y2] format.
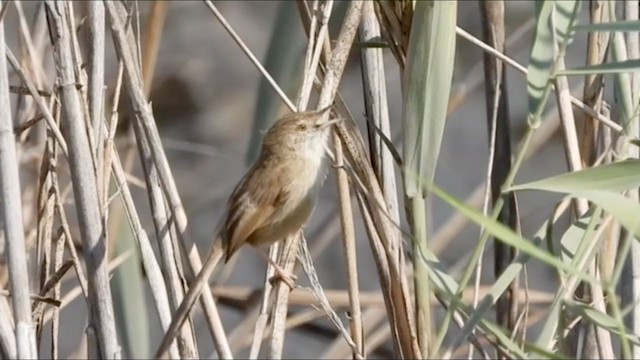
[222, 158, 289, 261]
[223, 202, 275, 261]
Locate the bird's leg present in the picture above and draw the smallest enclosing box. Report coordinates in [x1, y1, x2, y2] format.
[256, 250, 297, 289]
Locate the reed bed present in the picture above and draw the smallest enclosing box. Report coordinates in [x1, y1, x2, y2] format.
[1, 1, 640, 359]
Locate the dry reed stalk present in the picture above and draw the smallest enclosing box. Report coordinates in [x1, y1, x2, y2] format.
[212, 285, 554, 309]
[104, 2, 232, 358]
[0, 296, 16, 358]
[130, 115, 193, 359]
[298, 2, 419, 357]
[331, 133, 364, 357]
[33, 109, 61, 353]
[268, 3, 366, 358]
[5, 48, 68, 154]
[0, 1, 37, 357]
[109, 141, 182, 359]
[478, 2, 520, 357]
[357, 3, 402, 357]
[298, 0, 364, 357]
[45, 2, 120, 357]
[336, 85, 420, 358]
[581, 0, 609, 166]
[142, 1, 169, 98]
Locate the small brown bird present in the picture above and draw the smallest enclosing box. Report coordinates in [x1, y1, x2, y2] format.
[155, 106, 340, 357]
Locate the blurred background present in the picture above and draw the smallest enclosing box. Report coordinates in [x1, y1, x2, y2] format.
[3, 1, 602, 358]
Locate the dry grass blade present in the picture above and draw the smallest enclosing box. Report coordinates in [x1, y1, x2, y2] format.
[297, 238, 361, 357]
[45, 2, 120, 357]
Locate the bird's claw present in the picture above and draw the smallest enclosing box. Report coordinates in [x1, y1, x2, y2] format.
[268, 272, 298, 290]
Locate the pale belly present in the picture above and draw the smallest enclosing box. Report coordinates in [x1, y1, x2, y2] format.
[247, 195, 315, 247]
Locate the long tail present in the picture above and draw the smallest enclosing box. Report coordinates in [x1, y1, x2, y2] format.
[155, 242, 224, 358]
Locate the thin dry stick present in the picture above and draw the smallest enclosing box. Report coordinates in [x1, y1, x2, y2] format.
[298, 0, 363, 357]
[235, 309, 329, 352]
[132, 11, 194, 355]
[202, 0, 296, 112]
[478, 3, 520, 358]
[51, 228, 65, 359]
[34, 103, 58, 347]
[321, 308, 386, 358]
[296, 0, 333, 110]
[296, 238, 360, 357]
[53, 179, 89, 297]
[45, 2, 120, 357]
[332, 133, 364, 358]
[130, 117, 195, 359]
[456, 26, 626, 137]
[554, 57, 588, 214]
[112, 5, 196, 357]
[87, 0, 106, 205]
[41, 249, 134, 326]
[5, 48, 68, 154]
[213, 285, 554, 309]
[141, 1, 169, 98]
[268, 3, 365, 358]
[0, 2, 37, 356]
[247, 268, 276, 359]
[88, 0, 105, 142]
[103, 2, 231, 357]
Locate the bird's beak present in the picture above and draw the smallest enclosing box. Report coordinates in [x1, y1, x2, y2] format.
[318, 117, 343, 129]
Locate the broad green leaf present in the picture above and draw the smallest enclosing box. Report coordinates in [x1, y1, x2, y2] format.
[527, 1, 554, 117]
[414, 233, 528, 359]
[565, 301, 640, 345]
[558, 214, 595, 264]
[573, 191, 640, 239]
[610, 20, 637, 129]
[553, 0, 580, 43]
[527, 1, 580, 116]
[575, 20, 640, 32]
[111, 187, 149, 358]
[445, 212, 574, 355]
[402, 0, 456, 197]
[507, 159, 640, 193]
[429, 183, 595, 282]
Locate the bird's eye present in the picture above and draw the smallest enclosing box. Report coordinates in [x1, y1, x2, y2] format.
[297, 124, 307, 131]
